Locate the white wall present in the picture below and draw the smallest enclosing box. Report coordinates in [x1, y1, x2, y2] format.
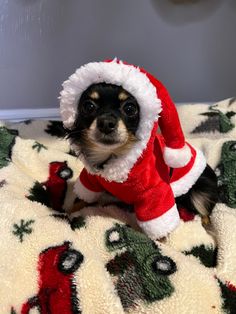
[0, 0, 235, 110]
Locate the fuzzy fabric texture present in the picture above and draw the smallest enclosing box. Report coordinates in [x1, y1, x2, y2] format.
[0, 97, 236, 313]
[163, 144, 191, 168]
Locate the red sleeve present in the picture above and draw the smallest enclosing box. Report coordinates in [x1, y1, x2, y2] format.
[74, 168, 104, 202]
[135, 181, 175, 221]
[134, 181, 180, 239]
[79, 168, 104, 193]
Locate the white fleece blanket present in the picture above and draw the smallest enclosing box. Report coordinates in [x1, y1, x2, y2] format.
[0, 97, 236, 313]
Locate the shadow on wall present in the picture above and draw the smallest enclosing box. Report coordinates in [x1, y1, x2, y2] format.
[150, 0, 223, 25]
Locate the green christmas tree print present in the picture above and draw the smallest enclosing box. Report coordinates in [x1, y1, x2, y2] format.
[32, 141, 47, 153]
[183, 244, 217, 268]
[12, 219, 35, 242]
[27, 181, 51, 207]
[0, 127, 18, 169]
[192, 105, 235, 134]
[45, 121, 67, 138]
[51, 214, 86, 231]
[27, 161, 73, 212]
[105, 224, 176, 309]
[216, 141, 236, 208]
[218, 280, 236, 314]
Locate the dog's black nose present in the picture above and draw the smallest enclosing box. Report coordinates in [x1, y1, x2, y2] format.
[97, 115, 117, 134]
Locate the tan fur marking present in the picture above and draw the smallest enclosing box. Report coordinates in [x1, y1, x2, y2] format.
[114, 133, 138, 156]
[89, 91, 100, 100]
[83, 119, 138, 166]
[191, 191, 212, 216]
[118, 91, 129, 101]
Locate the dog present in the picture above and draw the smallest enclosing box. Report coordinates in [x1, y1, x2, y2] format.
[65, 82, 218, 223]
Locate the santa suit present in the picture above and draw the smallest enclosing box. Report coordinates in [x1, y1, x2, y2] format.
[60, 59, 206, 239]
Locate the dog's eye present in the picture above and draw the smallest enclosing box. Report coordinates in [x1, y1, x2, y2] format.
[81, 101, 97, 116]
[121, 102, 138, 117]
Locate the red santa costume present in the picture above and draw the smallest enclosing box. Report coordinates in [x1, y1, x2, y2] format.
[60, 59, 206, 239]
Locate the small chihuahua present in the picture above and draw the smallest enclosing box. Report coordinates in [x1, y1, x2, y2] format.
[66, 83, 218, 218]
[61, 60, 218, 239]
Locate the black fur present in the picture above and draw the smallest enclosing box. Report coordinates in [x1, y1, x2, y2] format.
[175, 165, 218, 215]
[66, 83, 140, 145]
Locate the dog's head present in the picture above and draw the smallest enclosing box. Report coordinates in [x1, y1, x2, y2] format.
[66, 83, 140, 169]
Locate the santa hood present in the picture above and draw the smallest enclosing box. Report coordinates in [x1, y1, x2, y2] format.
[60, 59, 191, 182]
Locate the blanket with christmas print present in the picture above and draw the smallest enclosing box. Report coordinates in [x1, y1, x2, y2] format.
[0, 97, 236, 314]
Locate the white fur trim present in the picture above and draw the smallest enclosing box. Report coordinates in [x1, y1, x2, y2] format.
[137, 204, 180, 239]
[74, 177, 102, 202]
[163, 144, 192, 168]
[60, 59, 162, 182]
[171, 148, 207, 197]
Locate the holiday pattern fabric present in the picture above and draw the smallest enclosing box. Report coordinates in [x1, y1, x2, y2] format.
[20, 242, 83, 314]
[215, 141, 236, 208]
[177, 97, 236, 138]
[0, 98, 236, 313]
[0, 127, 18, 169]
[105, 223, 177, 309]
[191, 104, 236, 134]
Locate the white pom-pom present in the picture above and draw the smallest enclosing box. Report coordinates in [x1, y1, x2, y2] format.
[163, 144, 192, 168]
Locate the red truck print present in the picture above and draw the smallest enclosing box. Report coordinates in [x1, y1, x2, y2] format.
[20, 242, 83, 314]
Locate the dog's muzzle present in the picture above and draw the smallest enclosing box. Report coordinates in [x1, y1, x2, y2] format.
[97, 114, 118, 135]
[88, 115, 128, 146]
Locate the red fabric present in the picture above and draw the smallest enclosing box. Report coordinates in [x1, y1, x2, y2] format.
[78, 134, 197, 223]
[147, 74, 185, 149]
[169, 144, 196, 183]
[80, 168, 104, 193]
[178, 207, 196, 222]
[21, 243, 80, 314]
[226, 282, 236, 292]
[43, 161, 71, 212]
[106, 59, 186, 150]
